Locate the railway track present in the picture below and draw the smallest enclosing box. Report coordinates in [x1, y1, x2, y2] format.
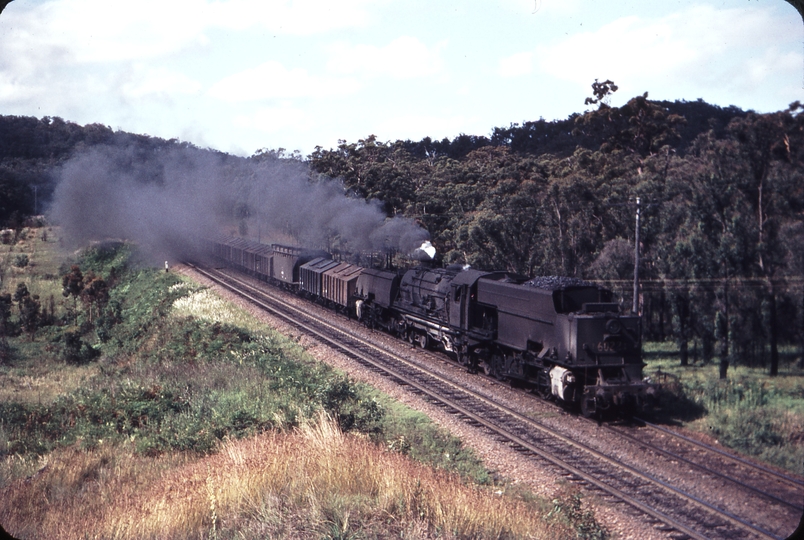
[598, 419, 804, 537]
[187, 262, 800, 540]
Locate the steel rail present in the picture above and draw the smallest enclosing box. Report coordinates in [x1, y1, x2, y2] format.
[189, 263, 781, 540]
[602, 423, 803, 512]
[634, 417, 804, 490]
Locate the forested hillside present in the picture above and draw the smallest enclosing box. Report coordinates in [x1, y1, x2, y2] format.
[2, 92, 803, 377]
[308, 95, 804, 377]
[0, 115, 241, 227]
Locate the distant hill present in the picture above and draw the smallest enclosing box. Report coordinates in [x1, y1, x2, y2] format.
[0, 116, 233, 226]
[0, 97, 770, 228]
[397, 98, 749, 160]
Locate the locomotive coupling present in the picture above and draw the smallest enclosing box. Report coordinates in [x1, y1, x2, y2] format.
[581, 379, 659, 417]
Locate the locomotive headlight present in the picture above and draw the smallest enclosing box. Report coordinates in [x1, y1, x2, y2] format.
[605, 319, 623, 335]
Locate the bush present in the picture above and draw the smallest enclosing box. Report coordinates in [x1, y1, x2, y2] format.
[60, 329, 100, 365]
[12, 254, 28, 268]
[683, 377, 804, 475]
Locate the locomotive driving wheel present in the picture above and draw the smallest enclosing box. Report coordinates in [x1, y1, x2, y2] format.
[483, 354, 504, 379]
[456, 347, 470, 367]
[581, 396, 598, 419]
[482, 361, 495, 378]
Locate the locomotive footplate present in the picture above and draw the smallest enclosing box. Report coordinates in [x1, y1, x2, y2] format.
[580, 380, 659, 417]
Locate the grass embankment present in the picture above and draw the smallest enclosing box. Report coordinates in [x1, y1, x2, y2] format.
[0, 230, 603, 539]
[645, 341, 804, 475]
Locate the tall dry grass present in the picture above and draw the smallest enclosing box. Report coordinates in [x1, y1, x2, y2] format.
[1, 413, 570, 539]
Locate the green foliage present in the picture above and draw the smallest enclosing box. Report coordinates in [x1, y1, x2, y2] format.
[687, 378, 804, 475]
[78, 242, 132, 276]
[548, 489, 609, 540]
[0, 292, 13, 335]
[645, 345, 804, 475]
[379, 401, 490, 485]
[10, 283, 40, 340]
[11, 254, 28, 268]
[0, 242, 497, 491]
[59, 329, 99, 364]
[61, 265, 84, 299]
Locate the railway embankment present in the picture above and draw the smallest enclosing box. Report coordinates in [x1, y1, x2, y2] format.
[187, 262, 804, 539]
[0, 235, 603, 539]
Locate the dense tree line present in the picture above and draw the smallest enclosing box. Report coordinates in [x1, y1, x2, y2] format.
[309, 95, 804, 377]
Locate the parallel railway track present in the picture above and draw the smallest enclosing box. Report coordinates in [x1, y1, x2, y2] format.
[187, 262, 802, 540]
[603, 419, 804, 514]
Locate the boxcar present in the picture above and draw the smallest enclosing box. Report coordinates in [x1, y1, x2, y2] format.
[322, 262, 363, 308]
[299, 257, 340, 297]
[270, 244, 330, 286]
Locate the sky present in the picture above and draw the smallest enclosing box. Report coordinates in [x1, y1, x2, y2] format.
[0, 0, 802, 157]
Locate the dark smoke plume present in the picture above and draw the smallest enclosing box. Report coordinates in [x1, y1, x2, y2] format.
[48, 143, 429, 263]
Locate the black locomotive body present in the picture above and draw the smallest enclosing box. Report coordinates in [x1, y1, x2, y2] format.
[206, 236, 657, 416]
[473, 276, 653, 416]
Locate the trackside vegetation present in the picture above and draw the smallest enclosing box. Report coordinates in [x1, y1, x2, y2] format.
[0, 232, 605, 539]
[645, 342, 804, 476]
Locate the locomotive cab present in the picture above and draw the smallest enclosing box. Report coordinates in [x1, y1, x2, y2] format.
[570, 310, 653, 415]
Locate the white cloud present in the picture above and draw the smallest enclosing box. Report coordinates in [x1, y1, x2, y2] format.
[496, 0, 582, 16]
[498, 52, 533, 77]
[207, 61, 360, 102]
[0, 0, 374, 69]
[207, 0, 375, 34]
[535, 4, 799, 96]
[121, 67, 203, 100]
[233, 104, 314, 133]
[377, 113, 473, 142]
[327, 37, 446, 79]
[1, 0, 209, 64]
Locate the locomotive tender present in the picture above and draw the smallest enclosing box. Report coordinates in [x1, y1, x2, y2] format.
[206, 235, 658, 417]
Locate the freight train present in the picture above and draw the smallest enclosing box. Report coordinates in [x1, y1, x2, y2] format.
[205, 235, 658, 417]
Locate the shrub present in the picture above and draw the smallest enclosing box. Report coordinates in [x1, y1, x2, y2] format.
[12, 254, 28, 268]
[60, 329, 100, 365]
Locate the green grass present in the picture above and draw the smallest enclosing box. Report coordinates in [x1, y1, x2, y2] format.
[643, 341, 804, 475]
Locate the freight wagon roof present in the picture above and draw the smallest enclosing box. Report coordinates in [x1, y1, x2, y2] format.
[300, 257, 340, 273]
[325, 262, 363, 280]
[233, 237, 266, 252]
[271, 244, 305, 256]
[525, 276, 598, 291]
[359, 267, 398, 280]
[212, 235, 270, 254]
[271, 244, 330, 259]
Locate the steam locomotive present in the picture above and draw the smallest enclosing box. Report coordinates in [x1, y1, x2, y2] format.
[205, 235, 658, 417]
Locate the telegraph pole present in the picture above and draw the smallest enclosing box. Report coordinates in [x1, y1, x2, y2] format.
[633, 197, 640, 314]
